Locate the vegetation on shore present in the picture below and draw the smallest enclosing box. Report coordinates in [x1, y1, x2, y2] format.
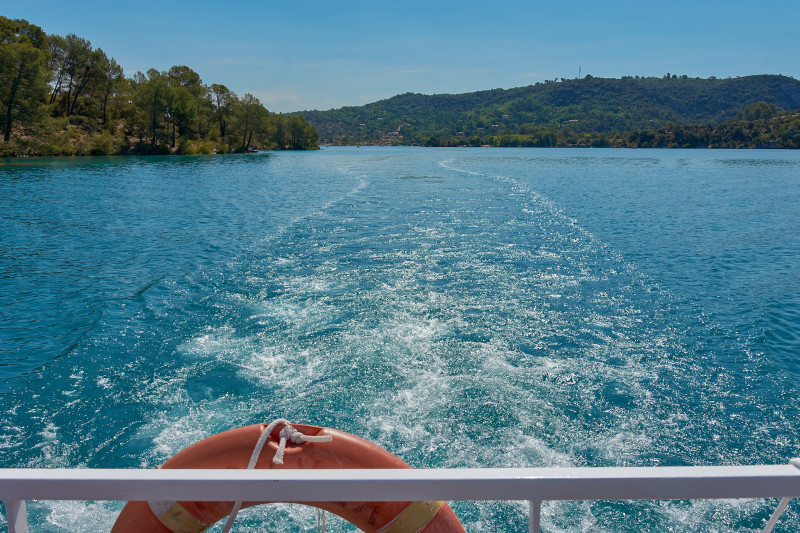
[0, 16, 319, 157]
[301, 75, 800, 148]
[427, 104, 800, 148]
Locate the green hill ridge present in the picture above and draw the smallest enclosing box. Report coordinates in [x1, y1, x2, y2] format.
[301, 75, 800, 147]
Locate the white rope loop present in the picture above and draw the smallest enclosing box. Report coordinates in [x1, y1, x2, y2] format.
[221, 419, 332, 533]
[274, 424, 333, 465]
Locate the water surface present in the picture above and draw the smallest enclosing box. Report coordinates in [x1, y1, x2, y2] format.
[2, 148, 799, 531]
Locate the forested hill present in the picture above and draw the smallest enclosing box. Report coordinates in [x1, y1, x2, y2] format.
[0, 16, 319, 157]
[300, 75, 800, 146]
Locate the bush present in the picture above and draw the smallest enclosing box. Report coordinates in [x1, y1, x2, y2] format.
[154, 143, 172, 155]
[0, 141, 17, 157]
[132, 141, 154, 154]
[89, 131, 121, 155]
[176, 136, 197, 155]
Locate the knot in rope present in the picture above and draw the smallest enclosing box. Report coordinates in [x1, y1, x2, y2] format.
[221, 418, 333, 533]
[273, 423, 333, 465]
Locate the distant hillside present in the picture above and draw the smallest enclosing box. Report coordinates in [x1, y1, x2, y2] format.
[300, 75, 800, 146]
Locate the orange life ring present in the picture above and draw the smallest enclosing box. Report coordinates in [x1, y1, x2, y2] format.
[111, 422, 465, 533]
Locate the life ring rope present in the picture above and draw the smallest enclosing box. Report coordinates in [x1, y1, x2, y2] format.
[221, 418, 334, 533]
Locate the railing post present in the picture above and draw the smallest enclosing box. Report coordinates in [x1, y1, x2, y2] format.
[5, 500, 30, 533]
[529, 499, 541, 533]
[761, 497, 792, 533]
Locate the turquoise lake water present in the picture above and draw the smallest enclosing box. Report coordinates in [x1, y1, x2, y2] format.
[1, 147, 800, 531]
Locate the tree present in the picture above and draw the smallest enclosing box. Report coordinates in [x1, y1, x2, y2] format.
[271, 114, 289, 148]
[210, 83, 232, 139]
[96, 54, 123, 125]
[52, 34, 103, 116]
[234, 93, 267, 152]
[740, 101, 776, 121]
[195, 90, 214, 139]
[0, 17, 50, 142]
[167, 66, 203, 144]
[168, 65, 203, 98]
[287, 114, 319, 149]
[47, 34, 67, 105]
[134, 69, 170, 148]
[167, 85, 197, 147]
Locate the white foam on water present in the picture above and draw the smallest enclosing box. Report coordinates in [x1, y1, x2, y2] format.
[249, 293, 335, 331]
[357, 332, 578, 470]
[180, 326, 243, 362]
[42, 500, 121, 533]
[652, 498, 768, 533]
[540, 500, 606, 533]
[28, 421, 76, 468]
[151, 408, 215, 461]
[237, 345, 320, 391]
[139, 324, 335, 464]
[40, 422, 58, 440]
[0, 424, 23, 450]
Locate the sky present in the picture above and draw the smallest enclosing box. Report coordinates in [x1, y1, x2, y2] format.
[4, 0, 800, 113]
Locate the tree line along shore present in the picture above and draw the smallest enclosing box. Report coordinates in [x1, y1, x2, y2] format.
[418, 103, 800, 148]
[1, 16, 319, 157]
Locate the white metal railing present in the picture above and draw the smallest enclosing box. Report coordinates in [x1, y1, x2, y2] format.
[2, 465, 799, 532]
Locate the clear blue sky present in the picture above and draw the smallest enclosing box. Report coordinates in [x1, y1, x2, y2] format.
[5, 1, 799, 113]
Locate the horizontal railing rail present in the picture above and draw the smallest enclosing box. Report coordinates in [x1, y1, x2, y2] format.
[2, 465, 800, 532]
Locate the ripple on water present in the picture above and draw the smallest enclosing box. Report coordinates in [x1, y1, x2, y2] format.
[3, 148, 800, 531]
